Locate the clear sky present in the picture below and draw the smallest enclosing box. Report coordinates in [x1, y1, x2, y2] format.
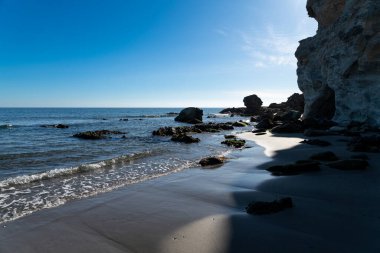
[0, 0, 316, 107]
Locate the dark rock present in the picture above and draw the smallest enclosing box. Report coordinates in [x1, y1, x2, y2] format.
[327, 159, 369, 171]
[252, 129, 266, 133]
[274, 110, 302, 122]
[347, 135, 380, 153]
[224, 135, 236, 139]
[269, 93, 305, 113]
[219, 107, 246, 115]
[271, 122, 304, 133]
[175, 107, 203, 124]
[302, 118, 336, 130]
[152, 123, 234, 136]
[301, 139, 331, 147]
[256, 118, 275, 130]
[243, 94, 263, 114]
[232, 121, 249, 127]
[119, 118, 129, 121]
[246, 197, 293, 215]
[73, 130, 125, 140]
[255, 132, 266, 136]
[41, 124, 69, 129]
[221, 139, 246, 148]
[199, 156, 225, 167]
[267, 161, 320, 176]
[171, 134, 200, 144]
[310, 151, 339, 161]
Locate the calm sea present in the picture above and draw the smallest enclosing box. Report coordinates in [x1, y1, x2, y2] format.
[0, 108, 250, 223]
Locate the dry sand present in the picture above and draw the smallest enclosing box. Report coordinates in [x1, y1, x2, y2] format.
[1, 132, 380, 253]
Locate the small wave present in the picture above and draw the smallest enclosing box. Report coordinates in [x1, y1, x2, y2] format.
[0, 151, 153, 188]
[122, 113, 178, 119]
[0, 124, 13, 129]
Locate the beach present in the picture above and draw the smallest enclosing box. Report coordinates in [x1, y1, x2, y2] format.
[1, 132, 379, 253]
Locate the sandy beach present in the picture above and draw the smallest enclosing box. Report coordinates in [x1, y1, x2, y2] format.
[1, 132, 380, 253]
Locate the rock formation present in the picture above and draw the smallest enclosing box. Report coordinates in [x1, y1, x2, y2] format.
[243, 94, 263, 114]
[175, 107, 203, 124]
[296, 0, 380, 127]
[269, 93, 305, 112]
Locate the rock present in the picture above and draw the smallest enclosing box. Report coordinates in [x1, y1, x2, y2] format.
[175, 107, 203, 124]
[243, 94, 263, 114]
[271, 122, 304, 134]
[232, 121, 249, 127]
[219, 107, 247, 115]
[274, 110, 302, 122]
[267, 161, 320, 176]
[221, 139, 246, 148]
[41, 124, 69, 129]
[199, 156, 225, 167]
[152, 123, 234, 136]
[310, 151, 339, 161]
[246, 197, 293, 215]
[300, 139, 331, 147]
[327, 159, 369, 170]
[269, 93, 305, 112]
[224, 134, 236, 139]
[296, 0, 380, 127]
[252, 129, 266, 134]
[119, 118, 128, 121]
[171, 134, 200, 144]
[256, 118, 275, 130]
[73, 130, 125, 140]
[347, 135, 380, 153]
[255, 132, 266, 136]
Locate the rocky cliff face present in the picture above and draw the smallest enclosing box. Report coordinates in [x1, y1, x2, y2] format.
[296, 0, 380, 127]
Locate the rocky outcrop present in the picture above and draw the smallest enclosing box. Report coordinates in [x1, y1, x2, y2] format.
[175, 107, 203, 124]
[269, 93, 305, 113]
[296, 0, 380, 127]
[243, 94, 263, 114]
[73, 130, 125, 140]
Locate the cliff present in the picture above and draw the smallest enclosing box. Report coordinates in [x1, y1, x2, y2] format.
[296, 0, 380, 127]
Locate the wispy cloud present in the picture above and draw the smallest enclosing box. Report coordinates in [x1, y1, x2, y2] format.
[215, 28, 228, 37]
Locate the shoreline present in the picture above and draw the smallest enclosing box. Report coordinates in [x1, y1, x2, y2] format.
[1, 132, 379, 252]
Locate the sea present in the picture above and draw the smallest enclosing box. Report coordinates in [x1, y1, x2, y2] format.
[0, 108, 251, 223]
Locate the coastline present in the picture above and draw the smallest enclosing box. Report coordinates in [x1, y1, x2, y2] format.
[1, 132, 379, 253]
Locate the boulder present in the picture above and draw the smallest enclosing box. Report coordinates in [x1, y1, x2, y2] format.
[171, 134, 200, 144]
[256, 118, 275, 130]
[224, 134, 236, 139]
[269, 93, 305, 112]
[246, 197, 293, 215]
[199, 156, 225, 167]
[175, 107, 203, 124]
[41, 124, 69, 129]
[232, 121, 249, 127]
[243, 94, 263, 114]
[296, 0, 380, 127]
[219, 107, 247, 115]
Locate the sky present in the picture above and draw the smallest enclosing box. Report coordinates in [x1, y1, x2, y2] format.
[0, 0, 317, 107]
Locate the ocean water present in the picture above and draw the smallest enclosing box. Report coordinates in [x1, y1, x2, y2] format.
[0, 108, 251, 223]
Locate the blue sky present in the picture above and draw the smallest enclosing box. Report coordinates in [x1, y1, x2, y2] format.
[0, 0, 316, 107]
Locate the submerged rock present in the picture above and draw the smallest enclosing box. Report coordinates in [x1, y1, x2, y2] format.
[73, 130, 125, 140]
[171, 134, 200, 144]
[41, 124, 69, 129]
[199, 156, 225, 167]
[296, 0, 380, 127]
[224, 134, 237, 139]
[246, 197, 293, 215]
[152, 123, 234, 136]
[221, 139, 246, 148]
[175, 107, 203, 124]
